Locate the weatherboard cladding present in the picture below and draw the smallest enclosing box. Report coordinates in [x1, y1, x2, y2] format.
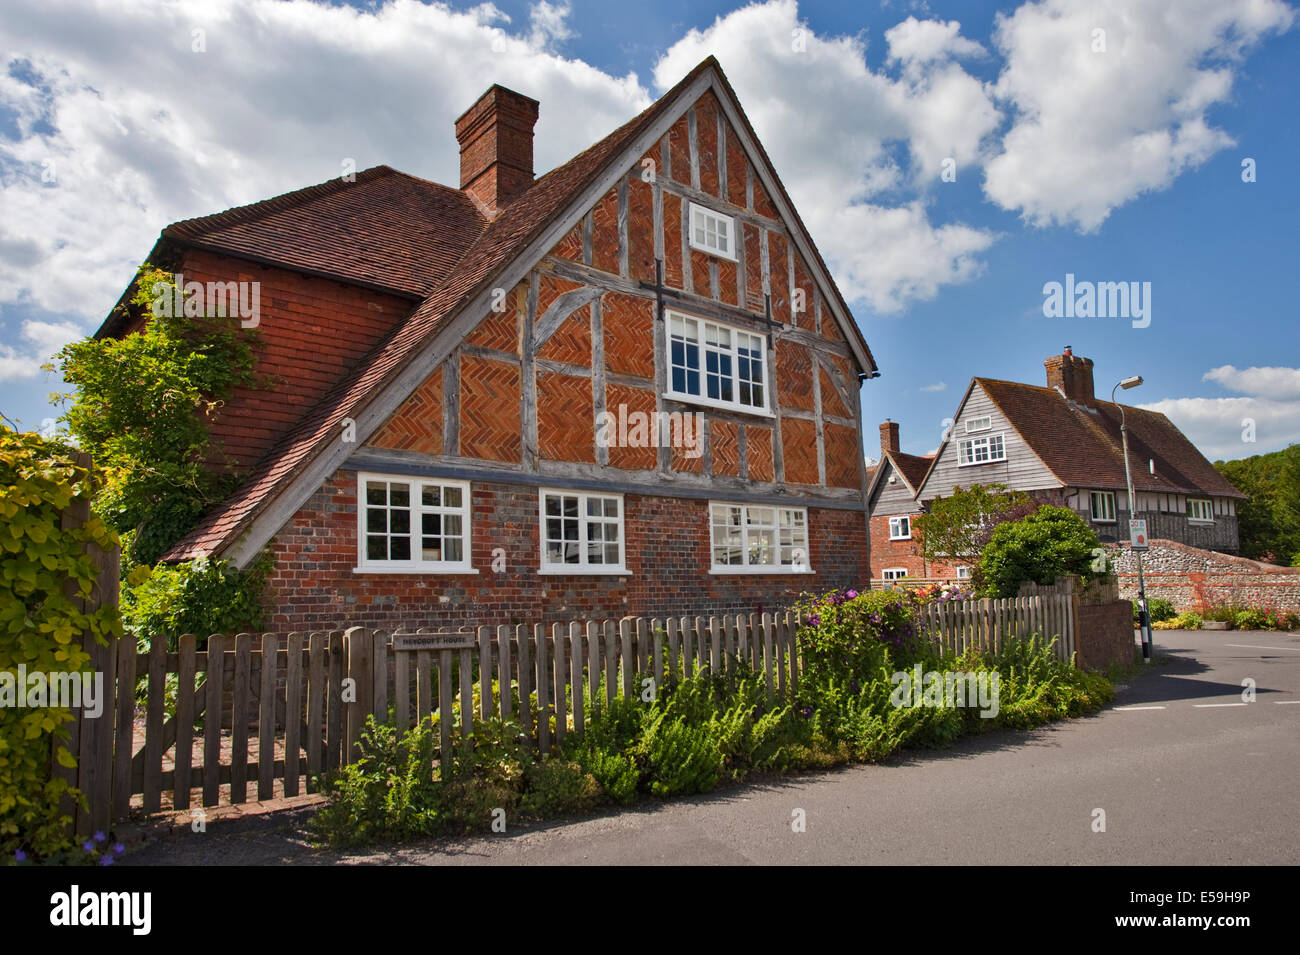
[141, 57, 872, 574]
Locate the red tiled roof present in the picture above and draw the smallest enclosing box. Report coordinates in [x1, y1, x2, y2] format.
[976, 378, 1245, 499]
[160, 56, 877, 561]
[886, 450, 934, 493]
[162, 166, 486, 298]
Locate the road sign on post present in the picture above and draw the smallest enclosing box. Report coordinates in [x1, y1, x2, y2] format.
[1129, 519, 1149, 551]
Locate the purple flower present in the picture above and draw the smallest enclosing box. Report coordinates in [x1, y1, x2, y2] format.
[808, 614, 821, 627]
[99, 855, 114, 866]
[845, 589, 858, 599]
[93, 830, 106, 843]
[13, 850, 26, 862]
[112, 843, 125, 855]
[82, 840, 94, 852]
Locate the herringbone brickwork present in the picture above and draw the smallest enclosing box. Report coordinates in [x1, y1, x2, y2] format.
[459, 355, 521, 462]
[537, 371, 595, 463]
[370, 366, 443, 456]
[782, 417, 819, 485]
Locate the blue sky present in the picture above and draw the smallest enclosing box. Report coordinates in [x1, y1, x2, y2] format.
[1, 0, 1297, 463]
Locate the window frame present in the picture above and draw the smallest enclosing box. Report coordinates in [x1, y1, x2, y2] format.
[354, 473, 476, 574]
[1089, 490, 1117, 524]
[1187, 498, 1215, 524]
[964, 415, 993, 433]
[955, 566, 971, 580]
[957, 432, 1007, 466]
[538, 488, 630, 575]
[888, 515, 911, 540]
[708, 501, 814, 574]
[882, 568, 909, 581]
[688, 202, 738, 261]
[664, 309, 771, 416]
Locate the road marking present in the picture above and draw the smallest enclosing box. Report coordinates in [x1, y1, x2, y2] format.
[1274, 700, 1300, 705]
[1114, 705, 1166, 711]
[1193, 703, 1247, 708]
[1225, 643, 1300, 652]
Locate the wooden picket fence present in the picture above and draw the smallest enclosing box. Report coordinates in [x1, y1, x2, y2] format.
[917, 594, 1074, 660]
[73, 595, 1073, 830]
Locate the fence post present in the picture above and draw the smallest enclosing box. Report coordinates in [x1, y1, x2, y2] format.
[344, 626, 373, 763]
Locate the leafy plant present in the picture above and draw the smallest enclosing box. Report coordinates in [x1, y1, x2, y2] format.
[53, 267, 264, 568]
[520, 760, 602, 818]
[309, 716, 443, 848]
[1133, 598, 1177, 623]
[979, 505, 1106, 597]
[0, 428, 122, 862]
[120, 552, 271, 651]
[914, 483, 1036, 590]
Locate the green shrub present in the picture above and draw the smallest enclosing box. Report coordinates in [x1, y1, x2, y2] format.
[1233, 608, 1266, 630]
[576, 748, 640, 805]
[309, 716, 442, 848]
[978, 505, 1105, 597]
[1133, 598, 1177, 623]
[121, 554, 271, 651]
[639, 712, 723, 797]
[520, 760, 602, 818]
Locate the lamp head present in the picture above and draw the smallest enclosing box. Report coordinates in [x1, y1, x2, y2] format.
[1119, 376, 1143, 390]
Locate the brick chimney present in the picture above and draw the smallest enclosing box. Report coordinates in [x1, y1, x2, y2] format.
[1044, 346, 1096, 407]
[879, 419, 900, 455]
[454, 85, 539, 214]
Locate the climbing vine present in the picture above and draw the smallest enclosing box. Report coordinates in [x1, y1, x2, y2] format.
[0, 428, 121, 861]
[53, 266, 263, 567]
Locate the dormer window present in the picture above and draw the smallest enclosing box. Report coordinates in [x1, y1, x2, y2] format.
[689, 202, 736, 260]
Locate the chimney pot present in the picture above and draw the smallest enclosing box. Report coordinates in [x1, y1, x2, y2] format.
[455, 84, 539, 214]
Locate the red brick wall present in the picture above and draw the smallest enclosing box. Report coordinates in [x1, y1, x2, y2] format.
[264, 472, 869, 631]
[180, 248, 415, 472]
[867, 514, 961, 580]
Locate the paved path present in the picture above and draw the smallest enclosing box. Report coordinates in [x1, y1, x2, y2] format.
[125, 630, 1300, 865]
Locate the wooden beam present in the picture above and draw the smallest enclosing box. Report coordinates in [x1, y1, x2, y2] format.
[592, 298, 608, 467]
[522, 271, 539, 472]
[443, 350, 460, 455]
[345, 450, 866, 509]
[533, 284, 603, 348]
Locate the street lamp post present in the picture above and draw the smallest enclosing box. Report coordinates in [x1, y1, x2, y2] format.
[1113, 376, 1152, 663]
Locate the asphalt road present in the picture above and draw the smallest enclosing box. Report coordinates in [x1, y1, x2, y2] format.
[127, 630, 1300, 865]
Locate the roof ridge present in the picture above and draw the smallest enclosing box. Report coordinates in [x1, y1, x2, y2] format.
[162, 165, 465, 240]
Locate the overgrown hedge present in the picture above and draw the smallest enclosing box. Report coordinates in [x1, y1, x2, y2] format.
[0, 428, 121, 863]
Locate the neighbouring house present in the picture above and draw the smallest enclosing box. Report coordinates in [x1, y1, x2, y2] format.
[868, 348, 1246, 581]
[98, 57, 878, 631]
[865, 421, 962, 582]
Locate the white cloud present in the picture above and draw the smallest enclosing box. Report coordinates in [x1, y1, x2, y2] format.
[653, 0, 1000, 312]
[885, 16, 986, 70]
[921, 381, 946, 391]
[1140, 395, 1300, 460]
[984, 0, 1294, 231]
[0, 319, 82, 384]
[1203, 365, 1300, 400]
